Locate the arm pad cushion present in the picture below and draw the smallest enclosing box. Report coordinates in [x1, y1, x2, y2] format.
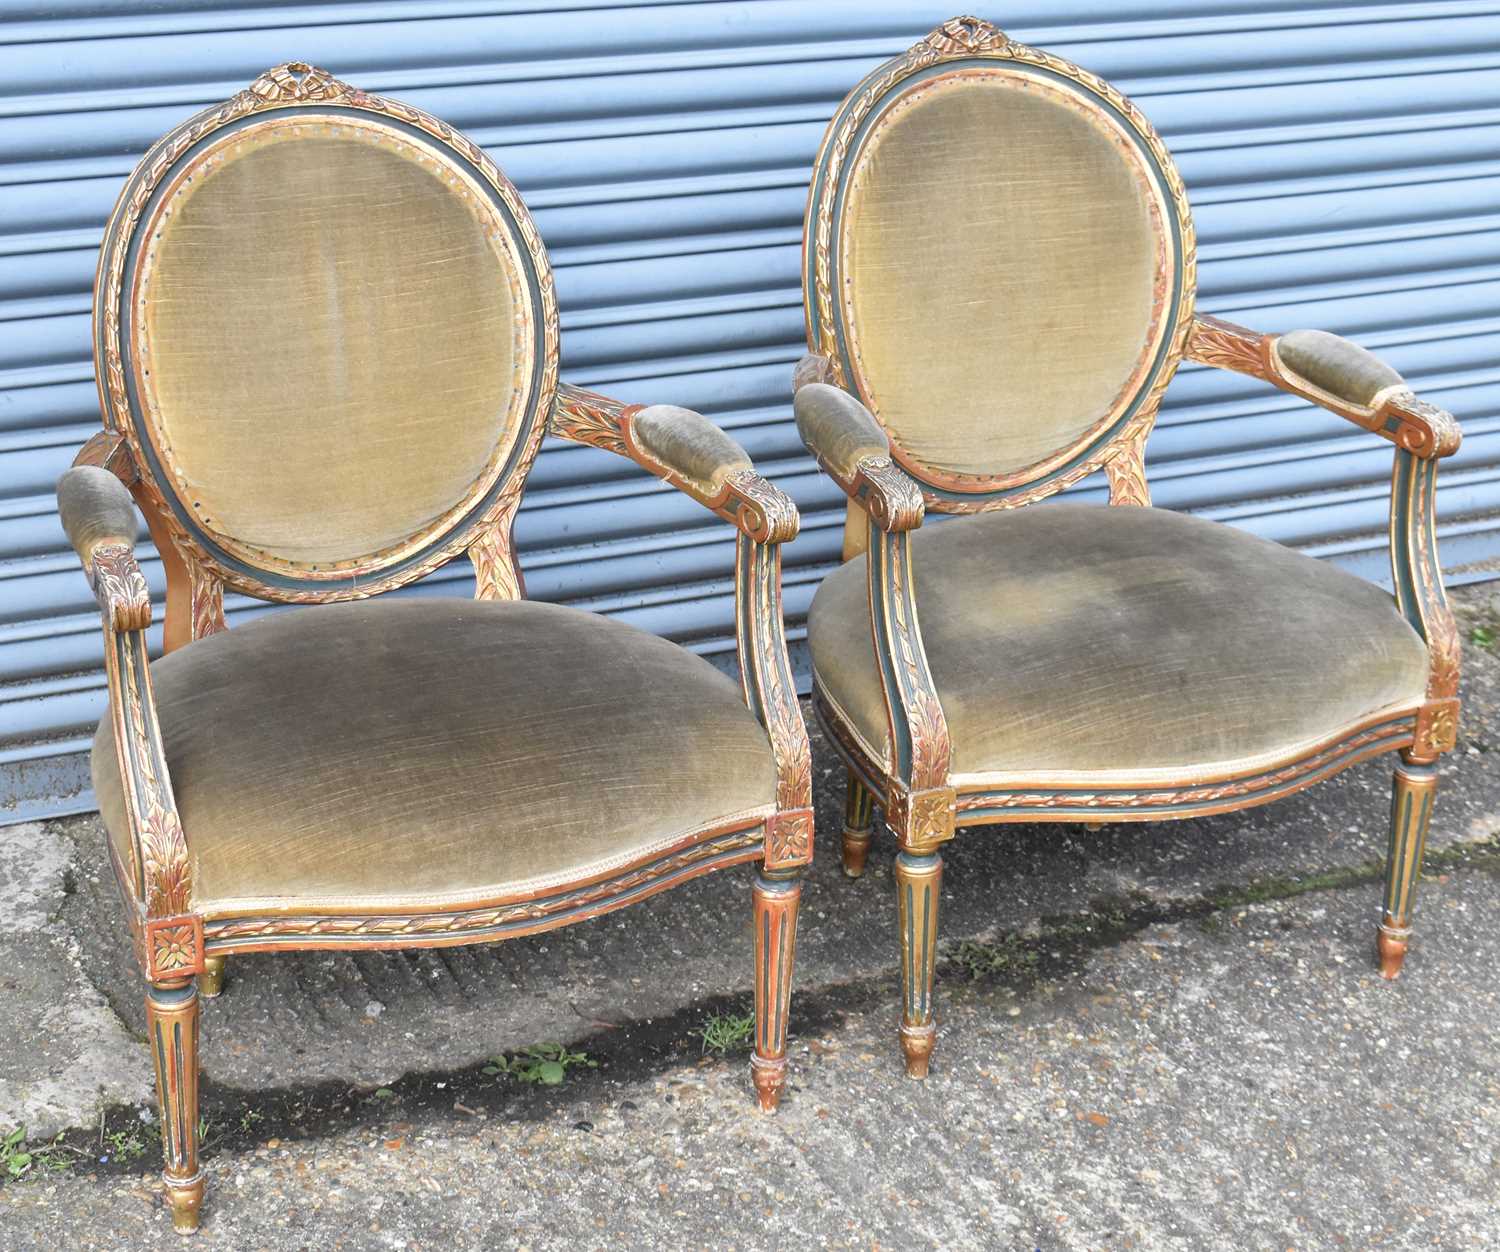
[1276, 330, 1403, 407]
[795, 384, 889, 480]
[57, 466, 139, 562]
[632, 405, 753, 495]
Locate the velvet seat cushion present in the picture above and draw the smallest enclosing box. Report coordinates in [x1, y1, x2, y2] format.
[809, 505, 1430, 781]
[94, 599, 776, 916]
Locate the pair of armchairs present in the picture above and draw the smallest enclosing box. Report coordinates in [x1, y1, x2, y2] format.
[60, 20, 1460, 1233]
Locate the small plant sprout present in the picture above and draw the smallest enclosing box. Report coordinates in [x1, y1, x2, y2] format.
[483, 1043, 598, 1085]
[697, 1011, 755, 1055]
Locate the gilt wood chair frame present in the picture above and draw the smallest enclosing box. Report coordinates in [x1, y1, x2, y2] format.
[71, 64, 811, 1232]
[796, 17, 1462, 1077]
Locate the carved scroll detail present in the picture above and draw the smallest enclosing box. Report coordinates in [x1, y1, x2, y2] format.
[92, 544, 151, 632]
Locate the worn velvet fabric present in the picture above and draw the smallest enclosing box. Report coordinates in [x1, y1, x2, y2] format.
[632, 405, 751, 493]
[1276, 330, 1404, 407]
[137, 118, 532, 567]
[839, 69, 1168, 479]
[809, 505, 1430, 779]
[794, 384, 889, 478]
[57, 466, 139, 560]
[93, 599, 776, 914]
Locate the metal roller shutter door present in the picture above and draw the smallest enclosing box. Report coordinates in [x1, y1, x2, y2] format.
[2, 1, 1498, 821]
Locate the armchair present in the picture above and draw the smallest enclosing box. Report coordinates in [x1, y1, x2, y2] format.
[63, 64, 810, 1232]
[797, 17, 1462, 1078]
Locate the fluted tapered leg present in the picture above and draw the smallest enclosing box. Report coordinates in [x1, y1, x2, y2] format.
[842, 771, 876, 878]
[198, 955, 226, 999]
[894, 850, 942, 1078]
[1379, 755, 1438, 980]
[751, 871, 802, 1112]
[146, 980, 203, 1233]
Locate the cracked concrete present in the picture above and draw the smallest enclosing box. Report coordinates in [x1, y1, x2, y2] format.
[0, 824, 152, 1140]
[0, 585, 1496, 1248]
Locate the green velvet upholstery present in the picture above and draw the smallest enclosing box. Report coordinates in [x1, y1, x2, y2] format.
[632, 405, 751, 494]
[795, 384, 890, 479]
[837, 69, 1172, 480]
[809, 505, 1430, 779]
[57, 466, 139, 561]
[1276, 330, 1403, 407]
[93, 599, 776, 915]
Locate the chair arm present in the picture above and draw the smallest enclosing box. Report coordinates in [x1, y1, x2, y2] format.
[1184, 316, 1462, 754]
[794, 384, 924, 532]
[58, 466, 150, 631]
[1185, 315, 1461, 459]
[549, 383, 798, 544]
[56, 462, 195, 952]
[548, 382, 811, 864]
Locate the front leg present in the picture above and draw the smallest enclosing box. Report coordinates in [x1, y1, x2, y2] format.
[1378, 753, 1438, 979]
[146, 979, 203, 1232]
[750, 870, 802, 1111]
[894, 848, 942, 1078]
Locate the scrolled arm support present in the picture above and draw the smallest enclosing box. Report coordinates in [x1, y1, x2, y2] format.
[57, 461, 197, 973]
[1185, 315, 1461, 459]
[549, 382, 811, 867]
[58, 464, 150, 632]
[1186, 315, 1462, 756]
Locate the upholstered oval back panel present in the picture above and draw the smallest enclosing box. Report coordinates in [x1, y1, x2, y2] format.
[97, 75, 557, 599]
[807, 34, 1193, 504]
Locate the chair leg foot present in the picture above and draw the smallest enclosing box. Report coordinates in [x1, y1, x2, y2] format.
[899, 1022, 936, 1079]
[842, 770, 875, 879]
[1379, 756, 1437, 982]
[1377, 925, 1409, 980]
[198, 955, 226, 999]
[750, 1054, 787, 1113]
[894, 849, 942, 1079]
[751, 871, 801, 1113]
[147, 979, 202, 1233]
[165, 1174, 205, 1236]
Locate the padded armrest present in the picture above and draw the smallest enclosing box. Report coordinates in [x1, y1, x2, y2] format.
[1187, 315, 1461, 459]
[632, 404, 753, 497]
[794, 384, 922, 532]
[1274, 330, 1403, 408]
[795, 384, 890, 479]
[58, 465, 139, 562]
[57, 466, 150, 631]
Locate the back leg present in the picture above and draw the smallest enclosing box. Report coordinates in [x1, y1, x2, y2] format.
[842, 769, 876, 878]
